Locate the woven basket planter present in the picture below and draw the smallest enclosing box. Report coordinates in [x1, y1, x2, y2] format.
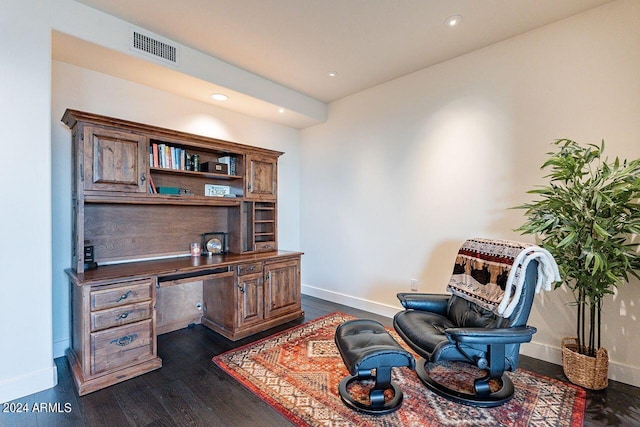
[561, 337, 609, 390]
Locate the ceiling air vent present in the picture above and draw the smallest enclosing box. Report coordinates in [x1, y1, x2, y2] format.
[130, 29, 179, 65]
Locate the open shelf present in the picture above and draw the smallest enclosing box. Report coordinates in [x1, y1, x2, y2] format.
[242, 201, 277, 252]
[150, 167, 242, 181]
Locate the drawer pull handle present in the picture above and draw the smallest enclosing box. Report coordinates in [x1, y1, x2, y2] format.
[247, 266, 255, 271]
[117, 312, 130, 320]
[117, 290, 132, 302]
[110, 334, 138, 347]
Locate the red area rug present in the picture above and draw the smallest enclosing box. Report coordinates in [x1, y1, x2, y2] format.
[213, 313, 586, 426]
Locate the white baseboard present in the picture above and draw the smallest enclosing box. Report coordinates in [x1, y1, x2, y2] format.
[608, 359, 640, 388]
[0, 364, 58, 403]
[303, 284, 640, 389]
[302, 284, 400, 319]
[53, 339, 70, 359]
[521, 340, 563, 365]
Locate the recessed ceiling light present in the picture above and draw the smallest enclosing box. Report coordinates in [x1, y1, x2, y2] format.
[278, 108, 285, 113]
[327, 71, 338, 78]
[211, 93, 229, 101]
[445, 15, 462, 27]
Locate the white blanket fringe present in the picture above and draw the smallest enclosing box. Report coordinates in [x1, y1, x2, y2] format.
[497, 246, 561, 317]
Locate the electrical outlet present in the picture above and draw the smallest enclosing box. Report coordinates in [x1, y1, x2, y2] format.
[410, 279, 418, 292]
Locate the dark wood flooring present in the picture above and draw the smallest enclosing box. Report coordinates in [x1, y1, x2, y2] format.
[1, 295, 638, 426]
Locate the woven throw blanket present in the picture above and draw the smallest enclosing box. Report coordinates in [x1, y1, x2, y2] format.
[446, 238, 560, 318]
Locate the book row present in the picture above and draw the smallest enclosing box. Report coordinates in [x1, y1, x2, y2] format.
[149, 142, 238, 175]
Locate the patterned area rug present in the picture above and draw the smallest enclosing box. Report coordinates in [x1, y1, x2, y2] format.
[213, 313, 586, 427]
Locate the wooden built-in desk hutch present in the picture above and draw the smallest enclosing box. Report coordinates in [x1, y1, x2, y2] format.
[62, 110, 303, 396]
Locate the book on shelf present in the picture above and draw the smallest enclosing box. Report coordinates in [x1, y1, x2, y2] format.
[172, 147, 184, 170]
[148, 174, 157, 194]
[152, 143, 159, 168]
[218, 155, 237, 175]
[179, 148, 185, 170]
[157, 143, 165, 168]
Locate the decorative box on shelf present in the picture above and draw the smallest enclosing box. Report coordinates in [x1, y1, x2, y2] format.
[200, 161, 228, 174]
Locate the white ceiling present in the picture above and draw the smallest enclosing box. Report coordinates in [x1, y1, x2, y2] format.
[59, 0, 613, 125]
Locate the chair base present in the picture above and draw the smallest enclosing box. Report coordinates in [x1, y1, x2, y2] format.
[415, 358, 514, 407]
[338, 373, 404, 415]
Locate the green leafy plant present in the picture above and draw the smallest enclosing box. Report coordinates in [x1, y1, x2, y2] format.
[515, 139, 640, 356]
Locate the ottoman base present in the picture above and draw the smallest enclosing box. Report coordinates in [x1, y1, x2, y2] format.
[334, 319, 415, 414]
[338, 371, 404, 415]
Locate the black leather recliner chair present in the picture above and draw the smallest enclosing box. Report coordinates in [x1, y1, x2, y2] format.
[393, 260, 539, 407]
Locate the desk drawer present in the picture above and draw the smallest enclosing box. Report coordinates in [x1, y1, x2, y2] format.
[237, 262, 263, 276]
[90, 320, 153, 375]
[91, 301, 153, 332]
[90, 278, 153, 311]
[254, 241, 277, 252]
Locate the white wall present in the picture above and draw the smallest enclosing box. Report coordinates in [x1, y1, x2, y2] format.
[300, 0, 640, 386]
[51, 60, 301, 357]
[0, 0, 57, 403]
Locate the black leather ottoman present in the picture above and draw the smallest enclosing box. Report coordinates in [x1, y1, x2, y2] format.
[334, 319, 415, 414]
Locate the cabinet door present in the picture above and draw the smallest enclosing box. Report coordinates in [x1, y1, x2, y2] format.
[245, 155, 277, 200]
[83, 126, 148, 192]
[237, 274, 264, 329]
[264, 258, 301, 319]
[201, 272, 236, 331]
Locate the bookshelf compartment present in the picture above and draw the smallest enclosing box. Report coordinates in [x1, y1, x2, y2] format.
[242, 201, 277, 252]
[150, 169, 243, 198]
[150, 167, 242, 180]
[148, 140, 244, 198]
[149, 139, 242, 177]
[254, 221, 275, 238]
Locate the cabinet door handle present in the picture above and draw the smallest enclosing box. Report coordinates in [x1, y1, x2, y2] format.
[140, 173, 147, 183]
[117, 290, 132, 302]
[237, 284, 245, 293]
[110, 334, 138, 347]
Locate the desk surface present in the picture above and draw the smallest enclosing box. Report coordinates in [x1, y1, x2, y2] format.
[66, 250, 303, 286]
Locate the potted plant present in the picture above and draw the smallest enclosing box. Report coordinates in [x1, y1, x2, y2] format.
[515, 139, 640, 389]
